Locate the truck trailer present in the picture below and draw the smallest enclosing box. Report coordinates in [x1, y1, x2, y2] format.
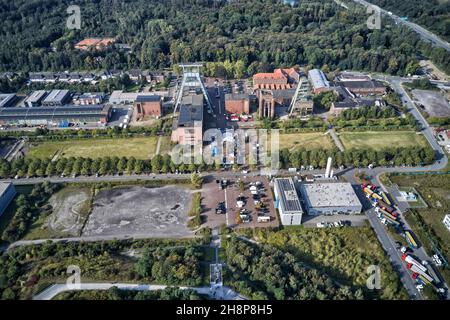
[405, 231, 419, 249]
[402, 254, 427, 273]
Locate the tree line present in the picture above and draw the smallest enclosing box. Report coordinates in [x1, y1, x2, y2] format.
[0, 144, 436, 179]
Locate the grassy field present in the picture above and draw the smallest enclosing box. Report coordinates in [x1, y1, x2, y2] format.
[339, 131, 428, 150]
[253, 226, 408, 300]
[277, 132, 334, 151]
[26, 137, 162, 159]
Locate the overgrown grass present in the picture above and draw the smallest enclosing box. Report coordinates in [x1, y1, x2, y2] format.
[26, 136, 161, 160]
[250, 226, 408, 300]
[339, 131, 428, 151]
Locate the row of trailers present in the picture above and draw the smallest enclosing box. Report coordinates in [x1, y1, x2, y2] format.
[363, 184, 445, 294]
[362, 184, 400, 227]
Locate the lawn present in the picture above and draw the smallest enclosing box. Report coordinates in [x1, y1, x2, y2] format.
[26, 137, 161, 160]
[339, 131, 428, 150]
[276, 132, 334, 151]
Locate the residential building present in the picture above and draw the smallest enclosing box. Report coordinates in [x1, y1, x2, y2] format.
[443, 215, 450, 232]
[25, 90, 48, 107]
[42, 90, 71, 106]
[308, 69, 331, 94]
[274, 178, 303, 226]
[128, 69, 144, 82]
[0, 94, 18, 108]
[0, 183, 16, 217]
[145, 71, 165, 84]
[225, 93, 250, 115]
[171, 95, 204, 146]
[135, 95, 162, 119]
[29, 73, 46, 83]
[75, 38, 116, 51]
[300, 182, 362, 215]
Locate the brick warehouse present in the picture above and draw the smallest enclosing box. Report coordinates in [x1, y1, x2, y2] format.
[225, 94, 250, 115]
[134, 95, 162, 119]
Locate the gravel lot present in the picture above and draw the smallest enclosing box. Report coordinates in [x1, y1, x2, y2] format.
[412, 89, 450, 117]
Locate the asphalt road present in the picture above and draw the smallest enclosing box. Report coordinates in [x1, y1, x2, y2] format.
[352, 0, 450, 52]
[32, 283, 245, 301]
[340, 77, 449, 299]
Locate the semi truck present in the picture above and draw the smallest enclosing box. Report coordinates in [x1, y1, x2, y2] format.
[402, 254, 427, 273]
[426, 264, 441, 285]
[377, 200, 394, 214]
[380, 191, 392, 206]
[379, 208, 398, 221]
[405, 230, 419, 249]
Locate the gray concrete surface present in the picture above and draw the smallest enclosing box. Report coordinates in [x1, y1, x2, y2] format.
[83, 186, 194, 238]
[412, 89, 450, 118]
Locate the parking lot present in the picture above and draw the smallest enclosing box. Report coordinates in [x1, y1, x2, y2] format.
[202, 175, 279, 229]
[301, 214, 368, 228]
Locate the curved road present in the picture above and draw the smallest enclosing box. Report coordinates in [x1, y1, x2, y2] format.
[33, 283, 245, 301]
[352, 0, 450, 52]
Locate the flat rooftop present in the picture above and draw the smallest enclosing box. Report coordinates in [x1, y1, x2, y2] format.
[275, 178, 303, 214]
[26, 90, 48, 103]
[0, 94, 16, 107]
[308, 69, 330, 89]
[301, 182, 361, 208]
[42, 90, 70, 103]
[177, 94, 204, 127]
[0, 182, 13, 196]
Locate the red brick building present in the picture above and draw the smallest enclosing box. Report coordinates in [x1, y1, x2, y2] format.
[253, 73, 291, 90]
[225, 94, 250, 115]
[134, 95, 162, 119]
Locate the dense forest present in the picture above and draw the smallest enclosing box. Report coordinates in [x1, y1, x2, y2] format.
[367, 0, 450, 42]
[0, 0, 448, 75]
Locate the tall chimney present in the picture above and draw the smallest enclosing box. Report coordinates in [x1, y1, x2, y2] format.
[325, 157, 333, 178]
